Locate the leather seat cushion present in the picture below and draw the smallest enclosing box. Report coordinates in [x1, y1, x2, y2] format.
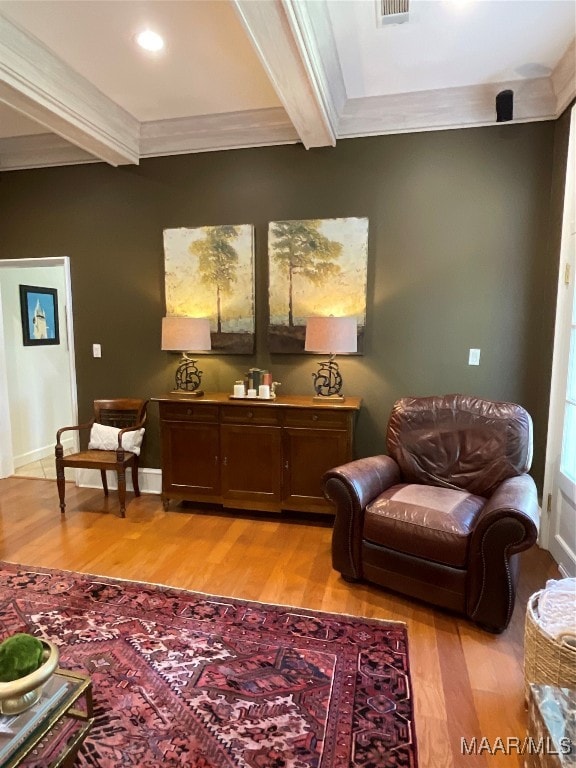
[364, 483, 486, 567]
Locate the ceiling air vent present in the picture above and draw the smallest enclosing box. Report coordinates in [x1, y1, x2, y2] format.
[376, 0, 409, 26]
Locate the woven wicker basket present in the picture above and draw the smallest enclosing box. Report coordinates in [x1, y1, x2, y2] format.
[524, 590, 576, 700]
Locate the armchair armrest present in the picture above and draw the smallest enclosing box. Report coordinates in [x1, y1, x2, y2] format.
[472, 474, 539, 543]
[467, 474, 539, 632]
[116, 411, 147, 457]
[55, 419, 94, 452]
[323, 455, 401, 581]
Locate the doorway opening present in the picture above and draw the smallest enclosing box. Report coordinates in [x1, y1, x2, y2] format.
[0, 257, 78, 479]
[541, 105, 576, 576]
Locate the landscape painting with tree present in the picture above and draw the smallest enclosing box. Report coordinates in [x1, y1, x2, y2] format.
[164, 225, 255, 354]
[268, 217, 368, 353]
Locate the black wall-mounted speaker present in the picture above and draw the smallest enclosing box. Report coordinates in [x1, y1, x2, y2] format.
[496, 90, 514, 122]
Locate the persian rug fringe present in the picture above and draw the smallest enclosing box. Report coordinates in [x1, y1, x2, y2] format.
[1, 558, 410, 626]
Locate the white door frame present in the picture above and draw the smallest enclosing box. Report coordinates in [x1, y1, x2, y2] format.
[540, 105, 576, 574]
[0, 256, 78, 478]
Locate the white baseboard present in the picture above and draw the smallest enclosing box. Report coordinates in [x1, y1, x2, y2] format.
[14, 436, 75, 469]
[75, 467, 162, 495]
[0, 455, 14, 478]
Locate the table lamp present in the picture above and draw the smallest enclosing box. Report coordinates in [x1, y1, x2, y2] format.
[161, 317, 211, 395]
[304, 316, 357, 401]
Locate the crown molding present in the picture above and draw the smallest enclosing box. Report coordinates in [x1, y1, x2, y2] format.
[551, 39, 576, 116]
[0, 108, 299, 171]
[0, 132, 96, 171]
[337, 77, 557, 138]
[140, 108, 299, 158]
[232, 0, 335, 149]
[0, 76, 563, 171]
[0, 12, 139, 166]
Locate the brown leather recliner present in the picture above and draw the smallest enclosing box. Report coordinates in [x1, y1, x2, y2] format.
[323, 394, 539, 633]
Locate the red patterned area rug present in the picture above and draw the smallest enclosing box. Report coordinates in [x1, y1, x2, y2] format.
[0, 562, 418, 768]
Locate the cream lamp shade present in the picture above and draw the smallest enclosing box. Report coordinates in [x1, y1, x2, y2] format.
[304, 316, 357, 354]
[161, 317, 211, 352]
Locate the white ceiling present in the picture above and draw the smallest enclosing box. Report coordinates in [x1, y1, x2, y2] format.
[0, 0, 574, 171]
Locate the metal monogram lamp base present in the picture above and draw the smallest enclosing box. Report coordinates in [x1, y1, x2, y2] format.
[173, 354, 204, 396]
[312, 358, 345, 400]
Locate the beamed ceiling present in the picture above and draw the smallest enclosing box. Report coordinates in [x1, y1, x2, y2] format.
[0, 0, 574, 171]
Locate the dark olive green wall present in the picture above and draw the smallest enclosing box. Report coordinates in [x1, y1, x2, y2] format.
[0, 120, 568, 489]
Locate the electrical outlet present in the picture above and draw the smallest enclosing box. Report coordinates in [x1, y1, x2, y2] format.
[468, 348, 480, 366]
[92, 343, 101, 358]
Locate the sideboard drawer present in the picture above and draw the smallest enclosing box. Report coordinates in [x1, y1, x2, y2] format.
[220, 405, 282, 426]
[284, 408, 349, 430]
[159, 403, 219, 423]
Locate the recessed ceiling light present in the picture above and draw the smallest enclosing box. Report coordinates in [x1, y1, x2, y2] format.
[135, 29, 165, 53]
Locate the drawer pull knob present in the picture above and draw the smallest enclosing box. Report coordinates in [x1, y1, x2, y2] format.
[248, 411, 253, 418]
[312, 414, 318, 421]
[186, 409, 192, 416]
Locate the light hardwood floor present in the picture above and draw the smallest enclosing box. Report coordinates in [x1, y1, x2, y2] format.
[0, 476, 560, 768]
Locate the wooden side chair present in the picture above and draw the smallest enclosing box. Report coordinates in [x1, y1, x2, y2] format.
[55, 399, 148, 517]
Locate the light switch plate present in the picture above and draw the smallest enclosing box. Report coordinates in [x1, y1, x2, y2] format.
[468, 348, 480, 365]
[92, 343, 101, 358]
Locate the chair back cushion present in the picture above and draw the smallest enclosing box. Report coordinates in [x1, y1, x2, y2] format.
[386, 394, 533, 497]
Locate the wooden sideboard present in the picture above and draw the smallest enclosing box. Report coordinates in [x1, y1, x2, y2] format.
[154, 393, 361, 515]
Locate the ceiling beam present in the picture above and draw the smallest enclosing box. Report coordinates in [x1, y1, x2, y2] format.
[232, 0, 335, 149]
[0, 12, 139, 166]
[283, 0, 346, 133]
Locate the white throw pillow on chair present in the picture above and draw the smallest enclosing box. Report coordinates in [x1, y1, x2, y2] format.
[88, 423, 145, 455]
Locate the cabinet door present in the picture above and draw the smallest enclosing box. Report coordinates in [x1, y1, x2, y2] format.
[161, 421, 220, 499]
[283, 428, 349, 513]
[220, 425, 282, 511]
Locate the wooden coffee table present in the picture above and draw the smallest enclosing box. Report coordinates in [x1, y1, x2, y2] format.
[0, 669, 93, 767]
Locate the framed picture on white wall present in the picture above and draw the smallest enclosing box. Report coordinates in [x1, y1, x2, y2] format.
[19, 285, 60, 346]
